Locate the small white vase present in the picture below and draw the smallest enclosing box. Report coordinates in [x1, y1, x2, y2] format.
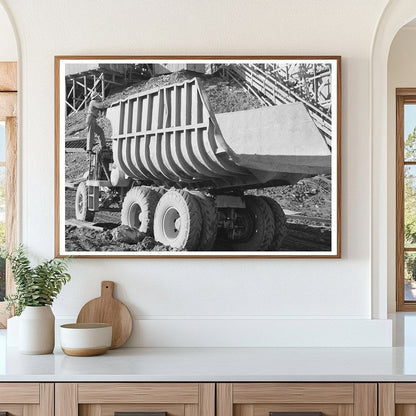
[6, 315, 20, 347]
[19, 306, 55, 354]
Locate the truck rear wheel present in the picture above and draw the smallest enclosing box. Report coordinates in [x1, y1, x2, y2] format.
[260, 196, 287, 250]
[121, 186, 161, 234]
[75, 181, 95, 222]
[190, 191, 218, 251]
[154, 190, 202, 250]
[221, 195, 275, 251]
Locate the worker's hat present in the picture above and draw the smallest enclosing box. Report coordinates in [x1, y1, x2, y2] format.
[91, 92, 101, 100]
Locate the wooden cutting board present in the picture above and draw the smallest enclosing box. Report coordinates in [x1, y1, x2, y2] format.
[76, 281, 133, 349]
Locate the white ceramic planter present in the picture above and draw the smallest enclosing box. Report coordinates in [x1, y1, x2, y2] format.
[19, 306, 55, 354]
[6, 315, 20, 347]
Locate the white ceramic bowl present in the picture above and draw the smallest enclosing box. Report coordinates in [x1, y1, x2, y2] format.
[60, 323, 112, 356]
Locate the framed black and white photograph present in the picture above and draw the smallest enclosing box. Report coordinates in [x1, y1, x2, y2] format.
[55, 56, 341, 258]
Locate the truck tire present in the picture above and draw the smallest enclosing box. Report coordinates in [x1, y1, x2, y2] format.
[222, 195, 275, 251]
[75, 181, 95, 222]
[121, 186, 161, 234]
[151, 186, 167, 195]
[153, 189, 202, 250]
[190, 191, 218, 251]
[260, 196, 287, 250]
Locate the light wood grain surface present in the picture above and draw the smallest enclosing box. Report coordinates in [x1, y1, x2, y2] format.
[0, 62, 17, 92]
[395, 383, 416, 403]
[78, 383, 199, 404]
[81, 403, 185, 416]
[5, 116, 17, 292]
[39, 383, 54, 416]
[62, 346, 110, 357]
[0, 92, 16, 120]
[233, 383, 354, 404]
[337, 404, 354, 416]
[76, 281, 133, 349]
[379, 383, 395, 416]
[354, 383, 377, 416]
[0, 383, 39, 403]
[217, 384, 233, 416]
[55, 383, 78, 416]
[199, 384, 215, 416]
[0, 60, 17, 327]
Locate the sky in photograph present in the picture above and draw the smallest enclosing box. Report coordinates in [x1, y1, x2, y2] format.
[0, 123, 4, 162]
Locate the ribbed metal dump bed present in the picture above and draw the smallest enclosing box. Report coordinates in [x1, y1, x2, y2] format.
[106, 78, 331, 190]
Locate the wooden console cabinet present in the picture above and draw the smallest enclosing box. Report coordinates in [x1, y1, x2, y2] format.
[4, 381, 416, 416]
[54, 382, 378, 416]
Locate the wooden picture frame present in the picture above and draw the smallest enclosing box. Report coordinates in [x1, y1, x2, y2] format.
[0, 61, 17, 326]
[55, 56, 341, 258]
[396, 89, 416, 311]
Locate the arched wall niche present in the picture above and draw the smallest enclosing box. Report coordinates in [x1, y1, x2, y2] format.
[372, 0, 416, 318]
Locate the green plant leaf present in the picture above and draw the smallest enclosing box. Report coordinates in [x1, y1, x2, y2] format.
[4, 245, 71, 315]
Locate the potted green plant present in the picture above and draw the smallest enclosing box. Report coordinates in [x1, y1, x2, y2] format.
[5, 246, 71, 354]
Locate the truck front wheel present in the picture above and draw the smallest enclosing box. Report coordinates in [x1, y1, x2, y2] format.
[75, 181, 95, 222]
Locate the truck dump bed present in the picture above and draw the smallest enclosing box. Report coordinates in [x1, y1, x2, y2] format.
[106, 78, 331, 191]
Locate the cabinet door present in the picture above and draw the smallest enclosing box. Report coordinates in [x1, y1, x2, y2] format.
[217, 383, 377, 416]
[0, 383, 53, 416]
[55, 383, 215, 416]
[379, 383, 416, 416]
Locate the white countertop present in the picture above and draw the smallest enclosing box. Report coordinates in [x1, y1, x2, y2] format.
[3, 313, 416, 382]
[2, 345, 416, 382]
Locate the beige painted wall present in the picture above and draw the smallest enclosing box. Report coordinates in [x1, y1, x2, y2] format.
[0, 0, 395, 346]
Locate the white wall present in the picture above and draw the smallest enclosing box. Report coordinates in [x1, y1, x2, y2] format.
[0, 3, 16, 61]
[387, 26, 416, 312]
[0, 0, 393, 347]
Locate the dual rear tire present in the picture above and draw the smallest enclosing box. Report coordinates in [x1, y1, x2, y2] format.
[120, 186, 162, 234]
[121, 187, 217, 251]
[120, 186, 286, 251]
[216, 195, 287, 251]
[153, 189, 203, 250]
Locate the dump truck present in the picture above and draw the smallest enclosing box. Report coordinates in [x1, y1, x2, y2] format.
[74, 78, 331, 251]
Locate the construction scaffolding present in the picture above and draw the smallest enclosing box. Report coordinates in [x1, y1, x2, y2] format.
[217, 63, 333, 146]
[64, 64, 151, 116]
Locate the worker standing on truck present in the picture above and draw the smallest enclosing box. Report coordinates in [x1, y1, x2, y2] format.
[86, 92, 107, 152]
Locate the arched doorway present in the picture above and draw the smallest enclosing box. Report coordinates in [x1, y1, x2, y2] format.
[371, 1, 416, 318]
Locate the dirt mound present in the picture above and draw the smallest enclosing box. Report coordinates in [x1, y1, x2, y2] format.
[65, 225, 179, 252]
[281, 223, 331, 251]
[65, 70, 261, 141]
[247, 175, 331, 221]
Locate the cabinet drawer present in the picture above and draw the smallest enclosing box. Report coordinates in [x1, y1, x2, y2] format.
[217, 383, 376, 416]
[0, 383, 53, 415]
[56, 383, 215, 416]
